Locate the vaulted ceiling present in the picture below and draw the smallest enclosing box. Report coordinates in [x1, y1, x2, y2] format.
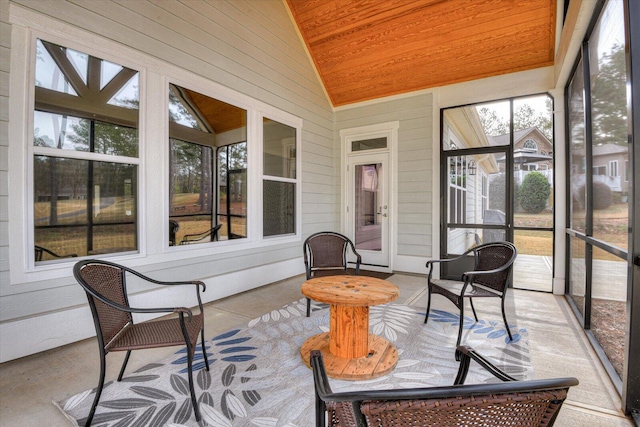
[285, 0, 557, 107]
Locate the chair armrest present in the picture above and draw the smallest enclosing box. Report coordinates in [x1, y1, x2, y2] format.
[454, 345, 517, 384]
[80, 284, 196, 321]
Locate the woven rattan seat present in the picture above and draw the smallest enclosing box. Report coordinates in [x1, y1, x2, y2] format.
[424, 241, 517, 358]
[311, 346, 578, 427]
[303, 231, 362, 316]
[73, 259, 210, 426]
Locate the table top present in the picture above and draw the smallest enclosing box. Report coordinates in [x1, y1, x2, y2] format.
[301, 275, 399, 307]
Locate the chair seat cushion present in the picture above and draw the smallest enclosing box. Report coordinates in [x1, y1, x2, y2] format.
[106, 313, 203, 352]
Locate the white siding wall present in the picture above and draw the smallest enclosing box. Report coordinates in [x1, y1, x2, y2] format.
[1, 0, 335, 362]
[0, 0, 10, 291]
[335, 94, 435, 272]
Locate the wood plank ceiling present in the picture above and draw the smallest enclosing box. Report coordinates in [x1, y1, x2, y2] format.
[285, 0, 556, 107]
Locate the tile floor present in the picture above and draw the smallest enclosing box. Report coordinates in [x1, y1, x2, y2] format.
[0, 273, 635, 426]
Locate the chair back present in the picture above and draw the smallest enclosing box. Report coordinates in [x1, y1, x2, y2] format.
[311, 350, 576, 427]
[471, 242, 516, 292]
[358, 389, 570, 426]
[74, 260, 132, 350]
[303, 232, 359, 279]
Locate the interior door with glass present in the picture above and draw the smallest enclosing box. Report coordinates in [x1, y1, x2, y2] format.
[348, 153, 389, 267]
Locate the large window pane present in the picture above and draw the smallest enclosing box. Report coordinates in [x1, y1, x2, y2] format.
[34, 156, 137, 257]
[568, 236, 586, 317]
[568, 58, 587, 233]
[263, 119, 296, 179]
[591, 246, 627, 379]
[218, 143, 247, 240]
[263, 181, 295, 236]
[589, 1, 629, 248]
[33, 39, 139, 262]
[262, 118, 297, 237]
[168, 84, 247, 244]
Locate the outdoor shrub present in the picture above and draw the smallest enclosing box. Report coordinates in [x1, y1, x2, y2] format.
[518, 171, 550, 213]
[593, 181, 612, 210]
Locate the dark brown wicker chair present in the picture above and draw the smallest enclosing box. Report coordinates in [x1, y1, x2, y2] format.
[180, 223, 222, 244]
[303, 231, 362, 316]
[311, 346, 578, 427]
[73, 259, 210, 426]
[34, 245, 77, 261]
[425, 241, 517, 356]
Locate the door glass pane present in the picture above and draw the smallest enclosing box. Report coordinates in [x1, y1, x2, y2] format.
[568, 236, 586, 317]
[354, 163, 382, 251]
[591, 246, 627, 379]
[589, 0, 629, 248]
[513, 95, 554, 228]
[513, 230, 553, 292]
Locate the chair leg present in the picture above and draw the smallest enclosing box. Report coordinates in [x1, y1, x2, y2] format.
[117, 350, 131, 381]
[201, 328, 210, 371]
[85, 351, 107, 427]
[501, 298, 513, 341]
[187, 348, 201, 421]
[306, 297, 311, 317]
[424, 289, 432, 324]
[469, 297, 479, 321]
[455, 302, 465, 361]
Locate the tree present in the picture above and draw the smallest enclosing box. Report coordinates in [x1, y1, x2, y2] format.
[591, 43, 627, 146]
[478, 97, 553, 140]
[518, 172, 550, 214]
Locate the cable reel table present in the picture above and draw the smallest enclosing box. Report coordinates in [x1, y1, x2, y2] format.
[300, 275, 400, 380]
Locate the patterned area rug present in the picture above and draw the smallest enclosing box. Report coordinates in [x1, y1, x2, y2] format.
[56, 299, 531, 426]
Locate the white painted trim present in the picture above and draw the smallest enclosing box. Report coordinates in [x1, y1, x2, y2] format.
[0, 258, 305, 363]
[340, 122, 398, 269]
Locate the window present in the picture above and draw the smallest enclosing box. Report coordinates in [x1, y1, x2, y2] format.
[609, 160, 619, 177]
[448, 155, 467, 225]
[168, 84, 247, 245]
[523, 139, 538, 151]
[593, 165, 607, 175]
[481, 174, 488, 219]
[33, 39, 139, 261]
[263, 118, 297, 237]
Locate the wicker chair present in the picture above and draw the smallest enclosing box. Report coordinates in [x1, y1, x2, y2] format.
[310, 346, 578, 427]
[303, 231, 362, 316]
[424, 241, 517, 356]
[73, 259, 210, 426]
[180, 223, 222, 245]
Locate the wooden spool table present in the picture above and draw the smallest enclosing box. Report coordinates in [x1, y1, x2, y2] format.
[300, 275, 400, 380]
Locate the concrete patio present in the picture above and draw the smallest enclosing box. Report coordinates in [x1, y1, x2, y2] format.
[0, 273, 634, 426]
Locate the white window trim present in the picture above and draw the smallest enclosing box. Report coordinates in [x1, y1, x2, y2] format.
[8, 11, 302, 285]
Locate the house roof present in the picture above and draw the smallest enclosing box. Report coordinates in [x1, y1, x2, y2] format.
[285, 0, 557, 107]
[489, 127, 551, 147]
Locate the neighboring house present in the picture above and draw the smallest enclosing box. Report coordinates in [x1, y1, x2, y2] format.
[593, 143, 630, 194]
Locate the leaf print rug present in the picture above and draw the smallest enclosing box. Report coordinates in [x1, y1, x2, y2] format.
[55, 299, 532, 426]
